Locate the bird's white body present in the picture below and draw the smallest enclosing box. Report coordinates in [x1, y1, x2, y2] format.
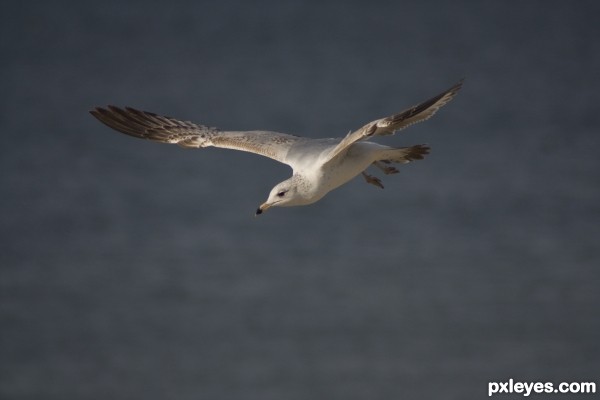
[288, 141, 389, 205]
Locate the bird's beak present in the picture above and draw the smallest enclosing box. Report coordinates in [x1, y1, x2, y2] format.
[255, 202, 271, 216]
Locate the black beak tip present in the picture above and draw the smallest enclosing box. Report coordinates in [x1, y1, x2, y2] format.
[255, 208, 263, 215]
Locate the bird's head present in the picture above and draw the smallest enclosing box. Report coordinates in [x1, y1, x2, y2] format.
[255, 178, 304, 215]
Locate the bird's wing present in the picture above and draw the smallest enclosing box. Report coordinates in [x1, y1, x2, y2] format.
[90, 106, 304, 166]
[324, 80, 463, 164]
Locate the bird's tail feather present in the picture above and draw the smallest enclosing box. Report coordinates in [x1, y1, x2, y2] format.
[376, 144, 430, 164]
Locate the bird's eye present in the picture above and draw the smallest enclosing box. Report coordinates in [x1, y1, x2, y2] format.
[277, 191, 286, 197]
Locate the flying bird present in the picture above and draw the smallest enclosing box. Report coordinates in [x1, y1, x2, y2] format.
[90, 80, 463, 215]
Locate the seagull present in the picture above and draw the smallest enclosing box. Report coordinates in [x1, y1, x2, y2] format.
[90, 80, 463, 215]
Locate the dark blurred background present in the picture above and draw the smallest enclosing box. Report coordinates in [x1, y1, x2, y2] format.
[1, 1, 599, 399]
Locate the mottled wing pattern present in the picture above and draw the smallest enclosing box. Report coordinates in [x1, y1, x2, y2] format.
[325, 80, 463, 163]
[90, 106, 303, 165]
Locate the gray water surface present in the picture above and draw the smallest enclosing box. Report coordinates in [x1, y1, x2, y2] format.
[1, 1, 599, 399]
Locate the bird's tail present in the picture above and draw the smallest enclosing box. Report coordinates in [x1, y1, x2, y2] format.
[376, 144, 430, 164]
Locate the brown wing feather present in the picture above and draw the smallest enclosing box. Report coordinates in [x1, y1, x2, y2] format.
[90, 106, 302, 165]
[325, 79, 463, 163]
[90, 106, 217, 144]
